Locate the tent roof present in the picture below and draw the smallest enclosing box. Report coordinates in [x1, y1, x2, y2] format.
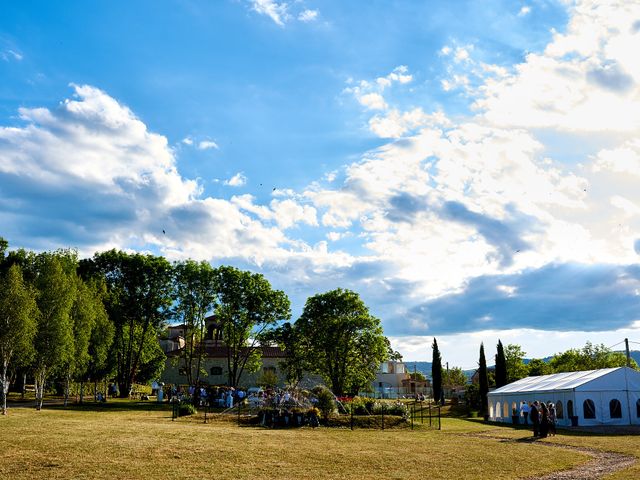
[488, 368, 630, 395]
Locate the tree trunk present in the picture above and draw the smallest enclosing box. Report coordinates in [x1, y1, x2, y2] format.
[1, 359, 9, 415]
[63, 372, 70, 407]
[21, 372, 26, 400]
[79, 381, 84, 404]
[35, 370, 46, 411]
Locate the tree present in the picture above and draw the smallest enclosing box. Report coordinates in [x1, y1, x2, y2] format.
[478, 343, 489, 419]
[213, 266, 291, 388]
[431, 338, 443, 403]
[264, 322, 306, 387]
[443, 366, 467, 387]
[549, 341, 637, 373]
[494, 340, 507, 388]
[172, 260, 217, 385]
[296, 288, 388, 395]
[504, 343, 528, 382]
[526, 358, 551, 376]
[80, 250, 173, 396]
[32, 253, 77, 410]
[0, 265, 38, 415]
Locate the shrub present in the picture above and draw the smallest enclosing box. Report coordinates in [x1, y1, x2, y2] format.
[178, 403, 197, 416]
[313, 386, 336, 421]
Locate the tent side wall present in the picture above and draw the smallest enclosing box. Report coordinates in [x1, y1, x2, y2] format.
[487, 391, 576, 427]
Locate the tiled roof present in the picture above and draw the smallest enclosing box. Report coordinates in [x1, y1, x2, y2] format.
[166, 344, 286, 359]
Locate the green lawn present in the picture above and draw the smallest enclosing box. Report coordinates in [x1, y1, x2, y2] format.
[0, 400, 634, 479]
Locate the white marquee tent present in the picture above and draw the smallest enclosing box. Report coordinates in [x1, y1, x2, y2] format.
[487, 367, 640, 426]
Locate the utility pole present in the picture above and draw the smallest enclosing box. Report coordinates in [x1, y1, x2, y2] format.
[625, 338, 631, 368]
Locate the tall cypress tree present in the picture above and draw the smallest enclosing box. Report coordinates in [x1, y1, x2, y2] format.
[479, 342, 489, 420]
[431, 337, 443, 404]
[495, 339, 507, 388]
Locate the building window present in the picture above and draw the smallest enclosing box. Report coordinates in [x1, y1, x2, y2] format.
[263, 366, 276, 374]
[210, 366, 222, 376]
[609, 399, 622, 419]
[556, 401, 564, 419]
[380, 362, 389, 373]
[583, 399, 596, 419]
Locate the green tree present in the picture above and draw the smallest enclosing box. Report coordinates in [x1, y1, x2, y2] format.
[172, 260, 217, 385]
[32, 253, 77, 410]
[431, 338, 443, 403]
[213, 266, 291, 388]
[478, 343, 489, 419]
[526, 358, 551, 376]
[0, 265, 38, 415]
[80, 250, 173, 396]
[494, 339, 507, 388]
[443, 366, 467, 387]
[504, 343, 528, 382]
[296, 288, 388, 395]
[549, 341, 637, 372]
[265, 322, 306, 387]
[83, 279, 114, 402]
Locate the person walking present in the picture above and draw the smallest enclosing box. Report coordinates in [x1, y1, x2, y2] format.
[530, 401, 540, 437]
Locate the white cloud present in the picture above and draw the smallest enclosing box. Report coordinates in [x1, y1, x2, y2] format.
[518, 6, 531, 17]
[250, 0, 289, 26]
[1, 49, 23, 61]
[182, 136, 194, 146]
[298, 9, 318, 22]
[358, 92, 387, 111]
[198, 140, 219, 150]
[224, 172, 247, 187]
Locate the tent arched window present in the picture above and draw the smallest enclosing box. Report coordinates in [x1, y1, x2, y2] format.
[210, 366, 222, 375]
[567, 400, 574, 418]
[583, 399, 596, 419]
[637, 399, 640, 418]
[609, 399, 622, 419]
[496, 402, 502, 418]
[503, 402, 509, 418]
[489, 403, 494, 418]
[556, 401, 563, 419]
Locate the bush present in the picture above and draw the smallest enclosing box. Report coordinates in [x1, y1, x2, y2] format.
[371, 401, 408, 417]
[313, 386, 336, 421]
[344, 396, 376, 415]
[178, 403, 197, 417]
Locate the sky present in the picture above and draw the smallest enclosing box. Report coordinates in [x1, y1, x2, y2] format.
[2, 0, 640, 369]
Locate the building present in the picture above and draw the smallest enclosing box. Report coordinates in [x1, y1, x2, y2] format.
[159, 315, 288, 388]
[488, 367, 640, 426]
[370, 360, 431, 398]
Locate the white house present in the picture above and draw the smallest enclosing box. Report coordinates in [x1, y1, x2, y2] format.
[488, 367, 640, 426]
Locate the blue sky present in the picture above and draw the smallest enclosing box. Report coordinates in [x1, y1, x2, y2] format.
[2, 0, 640, 368]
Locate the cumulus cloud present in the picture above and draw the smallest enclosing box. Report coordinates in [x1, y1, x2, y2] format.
[198, 140, 219, 150]
[224, 172, 247, 187]
[298, 9, 318, 22]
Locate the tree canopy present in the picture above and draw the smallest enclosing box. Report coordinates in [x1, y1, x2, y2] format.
[295, 288, 388, 395]
[431, 338, 443, 403]
[494, 340, 507, 388]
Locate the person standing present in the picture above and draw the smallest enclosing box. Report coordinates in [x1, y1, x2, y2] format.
[521, 401, 530, 425]
[548, 403, 557, 436]
[530, 401, 540, 437]
[539, 402, 549, 438]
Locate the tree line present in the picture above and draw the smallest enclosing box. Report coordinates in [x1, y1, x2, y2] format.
[0, 238, 392, 414]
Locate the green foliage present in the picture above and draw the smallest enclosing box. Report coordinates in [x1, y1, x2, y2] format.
[313, 386, 336, 421]
[32, 253, 77, 409]
[549, 341, 638, 372]
[266, 322, 305, 387]
[442, 367, 467, 387]
[172, 260, 217, 385]
[344, 396, 376, 415]
[504, 344, 528, 382]
[81, 250, 173, 396]
[296, 288, 388, 395]
[432, 338, 442, 402]
[0, 264, 38, 414]
[409, 371, 427, 382]
[178, 403, 197, 416]
[478, 343, 489, 417]
[371, 401, 408, 417]
[526, 358, 551, 376]
[213, 266, 291, 387]
[463, 383, 481, 412]
[258, 369, 279, 388]
[494, 340, 507, 387]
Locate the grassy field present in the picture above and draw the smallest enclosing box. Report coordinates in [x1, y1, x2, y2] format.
[0, 400, 637, 479]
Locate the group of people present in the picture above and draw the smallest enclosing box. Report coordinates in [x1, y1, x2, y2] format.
[520, 400, 557, 438]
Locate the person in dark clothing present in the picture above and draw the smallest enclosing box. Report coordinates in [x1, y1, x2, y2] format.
[530, 401, 540, 437]
[539, 402, 549, 438]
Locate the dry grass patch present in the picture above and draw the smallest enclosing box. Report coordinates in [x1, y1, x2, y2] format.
[0, 404, 587, 479]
